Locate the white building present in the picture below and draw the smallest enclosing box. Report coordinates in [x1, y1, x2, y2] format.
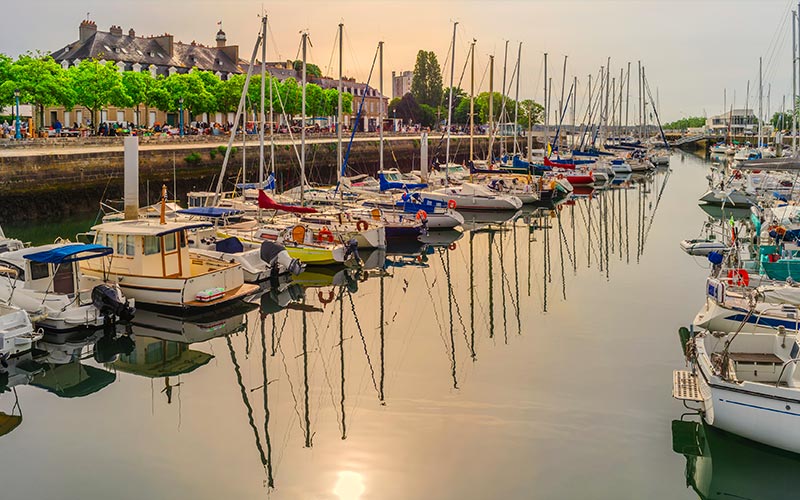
[392, 70, 413, 99]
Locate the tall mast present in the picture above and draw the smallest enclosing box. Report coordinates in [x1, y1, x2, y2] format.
[559, 55, 567, 151]
[758, 57, 763, 149]
[379, 41, 384, 172]
[571, 75, 577, 149]
[625, 62, 630, 134]
[513, 42, 522, 156]
[259, 15, 266, 189]
[618, 67, 624, 140]
[543, 52, 548, 154]
[444, 21, 458, 184]
[637, 61, 642, 140]
[469, 39, 475, 162]
[500, 40, 509, 158]
[301, 32, 307, 203]
[487, 55, 494, 162]
[337, 23, 343, 184]
[794, 10, 797, 154]
[603, 57, 610, 144]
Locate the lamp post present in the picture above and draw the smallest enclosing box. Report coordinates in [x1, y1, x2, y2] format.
[14, 89, 21, 140]
[178, 97, 184, 137]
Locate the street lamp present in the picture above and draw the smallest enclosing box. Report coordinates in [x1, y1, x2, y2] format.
[178, 97, 184, 137]
[14, 89, 21, 140]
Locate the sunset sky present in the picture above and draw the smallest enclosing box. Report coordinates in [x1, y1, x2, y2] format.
[3, 0, 797, 122]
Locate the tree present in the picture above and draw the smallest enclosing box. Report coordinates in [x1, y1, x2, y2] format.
[276, 77, 301, 119]
[121, 71, 154, 126]
[411, 50, 443, 107]
[144, 76, 172, 115]
[0, 54, 13, 108]
[771, 111, 793, 131]
[662, 116, 706, 130]
[292, 60, 322, 78]
[1, 52, 74, 130]
[305, 83, 324, 119]
[162, 71, 215, 120]
[68, 59, 129, 131]
[517, 99, 544, 128]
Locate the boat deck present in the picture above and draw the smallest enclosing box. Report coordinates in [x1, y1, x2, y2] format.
[672, 370, 703, 401]
[728, 352, 783, 364]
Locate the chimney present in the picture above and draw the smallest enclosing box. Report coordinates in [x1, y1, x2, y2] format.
[153, 33, 174, 57]
[79, 20, 97, 43]
[216, 29, 227, 48]
[109, 25, 123, 36]
[128, 28, 136, 37]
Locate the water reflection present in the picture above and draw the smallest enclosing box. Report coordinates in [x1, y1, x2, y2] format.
[0, 167, 674, 496]
[672, 419, 800, 500]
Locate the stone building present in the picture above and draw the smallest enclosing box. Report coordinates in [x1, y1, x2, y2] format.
[42, 20, 389, 132]
[391, 70, 413, 99]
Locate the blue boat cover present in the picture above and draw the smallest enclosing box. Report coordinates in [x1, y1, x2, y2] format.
[215, 236, 244, 254]
[177, 207, 243, 218]
[379, 173, 427, 192]
[25, 244, 112, 264]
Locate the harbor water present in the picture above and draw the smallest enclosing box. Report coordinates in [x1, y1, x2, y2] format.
[0, 153, 766, 499]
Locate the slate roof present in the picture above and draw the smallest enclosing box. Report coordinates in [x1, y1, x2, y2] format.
[51, 30, 240, 76]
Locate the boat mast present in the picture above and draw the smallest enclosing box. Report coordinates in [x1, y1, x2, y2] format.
[758, 57, 763, 149]
[338, 23, 343, 185]
[513, 42, 522, 157]
[470, 39, 475, 163]
[487, 55, 494, 162]
[543, 52, 548, 154]
[572, 75, 577, 149]
[559, 55, 567, 152]
[500, 40, 509, 159]
[795, 8, 799, 155]
[445, 21, 458, 184]
[259, 15, 266, 191]
[301, 32, 307, 204]
[603, 57, 610, 146]
[625, 62, 630, 135]
[379, 40, 384, 172]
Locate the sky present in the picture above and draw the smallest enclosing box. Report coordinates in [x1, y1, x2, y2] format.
[2, 0, 798, 123]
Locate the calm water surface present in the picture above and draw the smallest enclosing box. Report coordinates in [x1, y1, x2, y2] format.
[0, 153, 763, 499]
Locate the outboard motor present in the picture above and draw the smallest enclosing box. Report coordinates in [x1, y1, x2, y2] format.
[260, 241, 303, 276]
[94, 333, 135, 363]
[92, 283, 135, 322]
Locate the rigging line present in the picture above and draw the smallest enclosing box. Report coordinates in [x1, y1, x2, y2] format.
[277, 326, 305, 435]
[226, 335, 269, 474]
[347, 290, 380, 396]
[260, 319, 275, 489]
[324, 26, 339, 80]
[556, 209, 567, 300]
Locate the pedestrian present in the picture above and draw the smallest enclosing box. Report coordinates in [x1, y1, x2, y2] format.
[54, 119, 63, 135]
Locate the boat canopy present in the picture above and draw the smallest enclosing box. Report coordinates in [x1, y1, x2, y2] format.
[91, 220, 213, 236]
[177, 207, 244, 218]
[379, 172, 427, 192]
[24, 244, 112, 264]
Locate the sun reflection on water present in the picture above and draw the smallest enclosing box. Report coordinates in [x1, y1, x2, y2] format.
[333, 471, 366, 500]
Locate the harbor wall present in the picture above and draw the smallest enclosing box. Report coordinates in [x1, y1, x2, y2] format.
[0, 136, 518, 222]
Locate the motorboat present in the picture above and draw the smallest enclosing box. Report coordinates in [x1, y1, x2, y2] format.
[82, 220, 259, 311]
[0, 304, 41, 359]
[422, 182, 523, 211]
[0, 243, 134, 332]
[698, 188, 756, 207]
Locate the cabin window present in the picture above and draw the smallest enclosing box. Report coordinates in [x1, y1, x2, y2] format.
[144, 236, 161, 255]
[179, 231, 186, 247]
[126, 235, 135, 256]
[29, 261, 49, 280]
[164, 233, 177, 252]
[116, 235, 125, 255]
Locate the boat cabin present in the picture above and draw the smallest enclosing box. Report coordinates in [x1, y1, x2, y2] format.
[87, 220, 213, 278]
[0, 244, 112, 296]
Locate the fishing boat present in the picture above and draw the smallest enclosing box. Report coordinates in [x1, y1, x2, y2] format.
[676, 328, 800, 455]
[0, 243, 134, 331]
[82, 219, 259, 311]
[423, 182, 523, 211]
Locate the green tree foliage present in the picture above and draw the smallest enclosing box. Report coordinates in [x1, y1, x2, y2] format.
[68, 59, 129, 130]
[390, 93, 423, 124]
[162, 71, 215, 118]
[411, 50, 443, 107]
[452, 92, 542, 127]
[276, 77, 301, 118]
[1, 52, 74, 129]
[121, 71, 154, 125]
[292, 60, 322, 78]
[0, 54, 13, 107]
[663, 116, 706, 130]
[771, 111, 794, 131]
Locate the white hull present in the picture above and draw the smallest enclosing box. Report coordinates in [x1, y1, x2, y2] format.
[0, 304, 41, 357]
[699, 189, 755, 207]
[680, 239, 728, 256]
[424, 190, 523, 211]
[422, 210, 464, 229]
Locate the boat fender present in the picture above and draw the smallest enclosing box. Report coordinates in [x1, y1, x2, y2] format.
[448, 242, 457, 251]
[447, 199, 457, 209]
[318, 290, 334, 304]
[769, 253, 781, 263]
[318, 227, 334, 243]
[356, 220, 369, 232]
[415, 210, 428, 221]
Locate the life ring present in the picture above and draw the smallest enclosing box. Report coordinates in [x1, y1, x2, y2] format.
[415, 209, 428, 221]
[447, 199, 457, 209]
[318, 227, 334, 243]
[318, 290, 334, 304]
[727, 269, 750, 287]
[356, 220, 369, 231]
[557, 174, 564, 180]
[448, 242, 457, 251]
[733, 169, 742, 179]
[776, 226, 787, 236]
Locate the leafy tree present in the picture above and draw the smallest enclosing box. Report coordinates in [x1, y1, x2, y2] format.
[771, 111, 794, 131]
[0, 54, 13, 108]
[1, 52, 74, 130]
[389, 93, 423, 125]
[68, 59, 129, 131]
[411, 50, 443, 107]
[663, 116, 706, 130]
[121, 71, 155, 126]
[144, 76, 172, 114]
[276, 77, 301, 119]
[517, 99, 544, 128]
[162, 71, 215, 120]
[418, 103, 438, 128]
[292, 60, 322, 78]
[305, 83, 324, 118]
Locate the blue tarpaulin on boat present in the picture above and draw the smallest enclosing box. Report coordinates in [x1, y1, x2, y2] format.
[379, 173, 427, 192]
[24, 244, 112, 264]
[177, 207, 243, 218]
